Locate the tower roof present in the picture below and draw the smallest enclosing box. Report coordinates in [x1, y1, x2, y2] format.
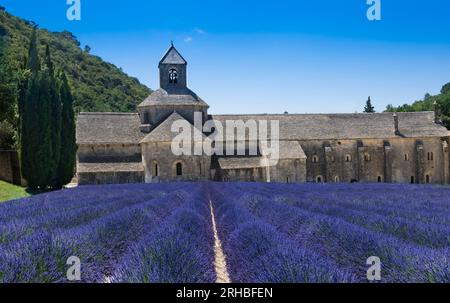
[159, 43, 187, 65]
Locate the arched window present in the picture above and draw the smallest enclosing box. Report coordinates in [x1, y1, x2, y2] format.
[176, 162, 183, 176]
[334, 176, 339, 183]
[169, 68, 178, 84]
[316, 176, 323, 183]
[426, 175, 430, 184]
[286, 177, 290, 183]
[312, 155, 319, 164]
[364, 153, 371, 162]
[411, 176, 415, 184]
[345, 154, 352, 162]
[404, 154, 409, 161]
[377, 176, 382, 183]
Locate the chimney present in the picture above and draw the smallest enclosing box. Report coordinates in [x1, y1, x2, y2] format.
[393, 113, 400, 135]
[433, 101, 441, 124]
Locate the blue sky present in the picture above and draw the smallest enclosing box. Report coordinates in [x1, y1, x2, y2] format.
[2, 0, 450, 114]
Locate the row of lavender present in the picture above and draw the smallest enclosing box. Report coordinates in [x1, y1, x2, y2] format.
[211, 183, 449, 283]
[0, 183, 215, 283]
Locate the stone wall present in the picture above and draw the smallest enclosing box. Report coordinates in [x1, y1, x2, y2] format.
[78, 171, 144, 185]
[299, 136, 450, 184]
[269, 158, 306, 183]
[142, 142, 211, 182]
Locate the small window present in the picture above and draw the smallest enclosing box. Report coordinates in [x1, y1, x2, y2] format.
[364, 153, 371, 162]
[334, 176, 339, 183]
[286, 177, 290, 183]
[169, 68, 178, 84]
[377, 176, 382, 183]
[312, 155, 319, 163]
[411, 176, 415, 184]
[345, 154, 352, 162]
[176, 162, 182, 176]
[316, 176, 323, 183]
[431, 152, 434, 161]
[404, 154, 409, 161]
[426, 175, 430, 184]
[153, 162, 159, 177]
[143, 112, 150, 124]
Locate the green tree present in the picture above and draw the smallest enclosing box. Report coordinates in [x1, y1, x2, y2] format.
[441, 82, 450, 95]
[364, 96, 375, 113]
[56, 72, 77, 187]
[44, 45, 62, 187]
[0, 30, 18, 149]
[35, 68, 53, 188]
[20, 27, 40, 188]
[20, 29, 54, 189]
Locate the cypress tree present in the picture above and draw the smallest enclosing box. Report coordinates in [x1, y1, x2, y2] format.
[364, 96, 375, 113]
[34, 67, 53, 188]
[20, 27, 40, 189]
[20, 29, 56, 189]
[56, 72, 77, 187]
[44, 45, 62, 187]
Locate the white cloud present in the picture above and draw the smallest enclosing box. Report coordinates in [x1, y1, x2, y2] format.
[195, 28, 206, 35]
[184, 36, 193, 43]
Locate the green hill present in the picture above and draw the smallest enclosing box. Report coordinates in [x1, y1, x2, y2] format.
[385, 83, 450, 129]
[0, 9, 151, 113]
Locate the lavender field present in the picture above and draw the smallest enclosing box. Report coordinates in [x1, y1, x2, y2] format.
[0, 182, 449, 283]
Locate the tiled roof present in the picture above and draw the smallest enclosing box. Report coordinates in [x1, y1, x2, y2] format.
[76, 113, 145, 145]
[138, 88, 209, 107]
[140, 111, 208, 143]
[211, 112, 448, 140]
[218, 157, 264, 169]
[159, 45, 187, 65]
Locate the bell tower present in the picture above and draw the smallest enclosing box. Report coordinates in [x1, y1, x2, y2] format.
[159, 42, 187, 90]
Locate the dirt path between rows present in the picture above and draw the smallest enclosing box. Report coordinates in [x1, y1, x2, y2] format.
[209, 201, 231, 283]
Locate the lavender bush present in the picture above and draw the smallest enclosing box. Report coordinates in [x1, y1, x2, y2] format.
[0, 182, 448, 283]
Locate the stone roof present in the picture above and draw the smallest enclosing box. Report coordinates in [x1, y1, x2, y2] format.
[277, 141, 307, 159]
[211, 112, 449, 140]
[140, 111, 208, 143]
[76, 113, 145, 145]
[159, 45, 187, 65]
[218, 157, 264, 170]
[138, 88, 209, 108]
[77, 162, 144, 173]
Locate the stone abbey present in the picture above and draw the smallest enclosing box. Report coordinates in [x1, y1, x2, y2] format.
[76, 45, 450, 185]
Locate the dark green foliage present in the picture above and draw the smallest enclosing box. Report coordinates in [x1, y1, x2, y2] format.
[56, 72, 77, 188]
[363, 96, 375, 113]
[45, 45, 62, 187]
[385, 82, 450, 129]
[441, 83, 450, 95]
[0, 10, 151, 114]
[0, 30, 18, 149]
[19, 30, 75, 189]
